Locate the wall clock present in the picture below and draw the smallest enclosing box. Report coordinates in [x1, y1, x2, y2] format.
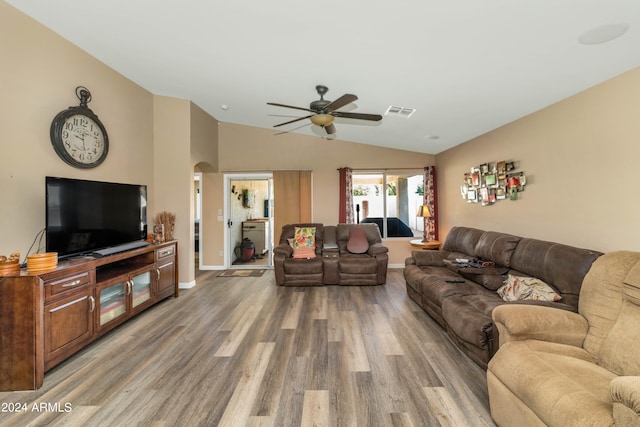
[50, 86, 109, 168]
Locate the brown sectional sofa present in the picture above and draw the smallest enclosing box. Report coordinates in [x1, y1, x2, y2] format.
[273, 223, 388, 286]
[404, 226, 602, 368]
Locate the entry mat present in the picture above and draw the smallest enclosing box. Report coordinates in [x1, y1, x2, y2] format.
[217, 269, 266, 277]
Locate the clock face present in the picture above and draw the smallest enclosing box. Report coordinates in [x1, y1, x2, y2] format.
[51, 107, 109, 168]
[61, 114, 106, 164]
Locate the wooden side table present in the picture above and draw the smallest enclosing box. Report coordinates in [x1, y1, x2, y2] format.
[410, 239, 441, 250]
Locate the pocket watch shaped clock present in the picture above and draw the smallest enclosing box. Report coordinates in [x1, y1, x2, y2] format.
[50, 86, 109, 168]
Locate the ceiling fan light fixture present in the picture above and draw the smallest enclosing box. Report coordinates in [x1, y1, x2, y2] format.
[310, 113, 334, 127]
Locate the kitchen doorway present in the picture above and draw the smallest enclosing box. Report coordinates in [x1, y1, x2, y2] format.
[225, 174, 273, 269]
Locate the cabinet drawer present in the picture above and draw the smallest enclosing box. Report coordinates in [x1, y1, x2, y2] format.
[44, 272, 91, 302]
[156, 244, 175, 261]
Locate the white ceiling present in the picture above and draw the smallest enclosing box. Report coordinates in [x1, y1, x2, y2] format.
[7, 0, 640, 154]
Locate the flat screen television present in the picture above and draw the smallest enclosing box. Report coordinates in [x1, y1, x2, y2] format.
[46, 177, 148, 259]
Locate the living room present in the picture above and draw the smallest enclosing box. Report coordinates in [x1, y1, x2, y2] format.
[2, 0, 640, 424]
[4, 0, 640, 287]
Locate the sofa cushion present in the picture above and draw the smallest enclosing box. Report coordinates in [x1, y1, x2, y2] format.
[599, 260, 640, 375]
[474, 231, 520, 267]
[293, 226, 316, 258]
[510, 238, 601, 310]
[580, 252, 640, 361]
[599, 300, 640, 376]
[441, 226, 484, 256]
[497, 274, 561, 302]
[292, 245, 316, 259]
[293, 226, 315, 247]
[420, 274, 481, 306]
[441, 293, 504, 366]
[283, 257, 323, 274]
[346, 226, 369, 254]
[488, 339, 615, 427]
[339, 254, 378, 274]
[411, 250, 446, 267]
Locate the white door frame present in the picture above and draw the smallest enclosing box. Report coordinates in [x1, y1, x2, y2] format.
[224, 173, 273, 269]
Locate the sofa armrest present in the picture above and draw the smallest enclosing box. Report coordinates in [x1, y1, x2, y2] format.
[273, 243, 293, 258]
[411, 250, 446, 267]
[405, 257, 416, 266]
[367, 243, 388, 256]
[611, 376, 640, 425]
[493, 304, 588, 348]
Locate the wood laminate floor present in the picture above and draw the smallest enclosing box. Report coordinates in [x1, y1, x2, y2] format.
[0, 269, 494, 427]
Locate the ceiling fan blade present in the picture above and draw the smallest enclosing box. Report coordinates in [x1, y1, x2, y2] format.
[324, 123, 337, 135]
[267, 102, 314, 113]
[324, 94, 358, 112]
[273, 115, 313, 127]
[332, 111, 383, 121]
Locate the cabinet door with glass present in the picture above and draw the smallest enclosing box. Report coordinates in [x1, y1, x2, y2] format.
[96, 279, 128, 332]
[95, 265, 156, 331]
[129, 267, 155, 315]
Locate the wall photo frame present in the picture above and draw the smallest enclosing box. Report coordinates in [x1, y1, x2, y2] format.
[460, 160, 527, 206]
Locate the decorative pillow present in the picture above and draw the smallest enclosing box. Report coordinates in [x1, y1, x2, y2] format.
[497, 274, 561, 302]
[347, 226, 369, 254]
[293, 245, 316, 259]
[292, 227, 316, 258]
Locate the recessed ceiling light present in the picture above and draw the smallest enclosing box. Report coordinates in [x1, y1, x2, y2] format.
[220, 104, 229, 110]
[578, 23, 629, 45]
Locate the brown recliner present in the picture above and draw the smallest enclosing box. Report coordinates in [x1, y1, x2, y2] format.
[334, 223, 388, 285]
[273, 223, 325, 286]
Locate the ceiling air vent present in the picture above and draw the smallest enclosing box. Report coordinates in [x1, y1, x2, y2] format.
[384, 105, 416, 118]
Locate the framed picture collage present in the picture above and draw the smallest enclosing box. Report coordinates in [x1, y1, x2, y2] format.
[461, 161, 527, 206]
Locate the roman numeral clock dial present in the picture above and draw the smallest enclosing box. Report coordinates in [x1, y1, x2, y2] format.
[50, 86, 109, 169]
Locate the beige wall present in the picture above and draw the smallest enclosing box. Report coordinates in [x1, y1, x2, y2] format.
[153, 96, 195, 285]
[436, 67, 640, 253]
[200, 172, 225, 266]
[0, 3, 221, 286]
[0, 1, 155, 259]
[12, 0, 637, 276]
[216, 123, 435, 266]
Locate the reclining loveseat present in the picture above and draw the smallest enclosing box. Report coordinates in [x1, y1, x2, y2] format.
[273, 223, 388, 286]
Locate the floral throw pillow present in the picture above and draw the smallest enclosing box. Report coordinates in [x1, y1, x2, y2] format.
[292, 227, 316, 259]
[497, 274, 561, 302]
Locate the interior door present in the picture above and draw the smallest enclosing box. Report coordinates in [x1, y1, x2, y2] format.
[225, 174, 273, 269]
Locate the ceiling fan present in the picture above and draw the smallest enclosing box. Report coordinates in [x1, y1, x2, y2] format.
[267, 85, 382, 135]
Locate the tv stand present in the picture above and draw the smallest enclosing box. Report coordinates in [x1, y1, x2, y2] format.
[0, 241, 178, 391]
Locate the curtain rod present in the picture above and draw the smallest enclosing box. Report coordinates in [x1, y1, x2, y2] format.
[337, 167, 430, 171]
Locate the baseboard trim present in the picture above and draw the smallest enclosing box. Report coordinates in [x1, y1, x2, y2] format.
[179, 280, 196, 289]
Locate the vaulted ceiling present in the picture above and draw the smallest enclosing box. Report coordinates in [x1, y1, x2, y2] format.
[7, 0, 640, 154]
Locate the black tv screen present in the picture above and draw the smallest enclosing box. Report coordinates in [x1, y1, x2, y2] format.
[46, 177, 148, 259]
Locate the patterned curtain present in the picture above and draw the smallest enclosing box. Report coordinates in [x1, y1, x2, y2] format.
[424, 166, 439, 241]
[338, 167, 354, 224]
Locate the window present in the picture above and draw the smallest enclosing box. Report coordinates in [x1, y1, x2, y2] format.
[352, 171, 424, 238]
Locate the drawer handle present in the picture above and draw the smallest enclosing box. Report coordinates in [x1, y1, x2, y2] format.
[89, 296, 95, 313]
[159, 249, 172, 257]
[62, 279, 82, 288]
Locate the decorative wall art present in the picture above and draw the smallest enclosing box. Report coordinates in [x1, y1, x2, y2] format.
[461, 160, 527, 206]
